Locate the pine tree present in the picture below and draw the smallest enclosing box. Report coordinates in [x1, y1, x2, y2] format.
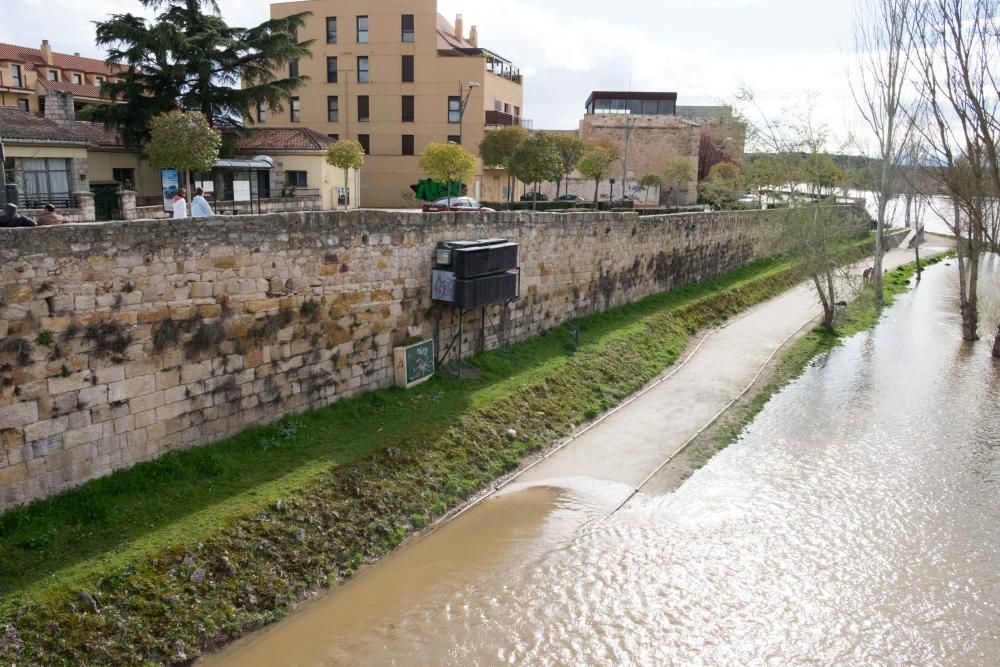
[85, 0, 311, 148]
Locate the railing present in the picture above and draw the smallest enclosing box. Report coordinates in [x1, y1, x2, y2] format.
[19, 194, 73, 209]
[485, 110, 532, 130]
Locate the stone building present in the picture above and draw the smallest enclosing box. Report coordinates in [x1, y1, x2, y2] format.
[262, 0, 525, 207]
[0, 40, 121, 117]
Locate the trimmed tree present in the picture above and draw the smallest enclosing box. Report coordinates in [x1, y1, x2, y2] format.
[85, 0, 311, 148]
[638, 173, 662, 207]
[576, 138, 623, 210]
[146, 111, 221, 203]
[479, 126, 528, 203]
[326, 140, 365, 208]
[552, 134, 586, 198]
[662, 156, 696, 209]
[419, 143, 478, 205]
[700, 162, 743, 209]
[509, 133, 563, 210]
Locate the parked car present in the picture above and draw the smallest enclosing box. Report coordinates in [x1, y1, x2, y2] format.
[422, 197, 495, 213]
[557, 194, 585, 202]
[520, 191, 549, 201]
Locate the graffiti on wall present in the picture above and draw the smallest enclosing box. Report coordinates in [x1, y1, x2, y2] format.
[411, 179, 467, 202]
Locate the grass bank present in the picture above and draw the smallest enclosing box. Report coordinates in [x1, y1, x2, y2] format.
[0, 244, 871, 665]
[683, 252, 951, 472]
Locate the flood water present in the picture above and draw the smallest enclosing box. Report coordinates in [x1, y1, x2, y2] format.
[206, 258, 1000, 667]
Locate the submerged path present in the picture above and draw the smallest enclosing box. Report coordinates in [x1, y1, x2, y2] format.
[203, 242, 955, 666]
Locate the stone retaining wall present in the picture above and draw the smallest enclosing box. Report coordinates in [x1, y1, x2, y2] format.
[0, 206, 865, 508]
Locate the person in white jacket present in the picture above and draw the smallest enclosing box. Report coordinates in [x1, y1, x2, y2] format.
[172, 187, 188, 219]
[190, 187, 215, 217]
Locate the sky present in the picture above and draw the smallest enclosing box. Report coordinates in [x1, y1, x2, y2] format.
[0, 0, 866, 150]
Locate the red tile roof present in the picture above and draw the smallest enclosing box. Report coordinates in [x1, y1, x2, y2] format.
[0, 42, 119, 76]
[0, 107, 90, 144]
[436, 15, 476, 51]
[38, 79, 105, 100]
[230, 127, 336, 152]
[73, 121, 122, 147]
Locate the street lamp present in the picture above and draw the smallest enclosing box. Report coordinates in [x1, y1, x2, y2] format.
[457, 80, 480, 147]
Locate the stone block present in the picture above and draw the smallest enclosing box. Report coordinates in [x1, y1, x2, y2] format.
[64, 423, 104, 448]
[23, 417, 68, 442]
[0, 401, 38, 429]
[30, 434, 63, 458]
[78, 385, 109, 409]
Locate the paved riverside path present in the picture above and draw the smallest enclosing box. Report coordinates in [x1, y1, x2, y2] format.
[516, 245, 946, 491]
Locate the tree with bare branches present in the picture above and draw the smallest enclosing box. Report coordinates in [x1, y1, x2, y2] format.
[851, 0, 913, 304]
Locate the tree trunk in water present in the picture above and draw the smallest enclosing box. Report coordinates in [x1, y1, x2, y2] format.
[993, 324, 1000, 357]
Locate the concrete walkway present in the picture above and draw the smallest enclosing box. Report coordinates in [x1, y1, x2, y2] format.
[516, 244, 948, 491]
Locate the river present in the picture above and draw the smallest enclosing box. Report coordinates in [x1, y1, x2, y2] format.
[205, 257, 1000, 666]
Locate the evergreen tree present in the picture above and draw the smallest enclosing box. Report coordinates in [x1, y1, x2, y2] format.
[85, 0, 311, 148]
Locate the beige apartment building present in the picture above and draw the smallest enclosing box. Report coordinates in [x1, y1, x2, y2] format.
[0, 40, 119, 116]
[265, 0, 525, 207]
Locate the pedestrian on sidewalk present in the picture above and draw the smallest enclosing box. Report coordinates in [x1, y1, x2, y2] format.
[190, 187, 214, 218]
[172, 187, 188, 219]
[36, 203, 68, 226]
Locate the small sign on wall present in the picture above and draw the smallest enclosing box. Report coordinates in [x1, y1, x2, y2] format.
[161, 168, 179, 213]
[394, 339, 435, 389]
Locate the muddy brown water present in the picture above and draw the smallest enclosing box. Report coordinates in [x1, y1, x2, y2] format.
[204, 257, 1000, 666]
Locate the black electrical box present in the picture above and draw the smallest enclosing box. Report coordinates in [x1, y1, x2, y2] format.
[432, 238, 519, 308]
[435, 239, 518, 279]
[453, 271, 518, 308]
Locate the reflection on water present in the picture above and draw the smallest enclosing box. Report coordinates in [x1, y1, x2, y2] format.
[206, 261, 1000, 667]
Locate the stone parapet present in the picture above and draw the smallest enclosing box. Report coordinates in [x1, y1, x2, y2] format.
[0, 206, 865, 508]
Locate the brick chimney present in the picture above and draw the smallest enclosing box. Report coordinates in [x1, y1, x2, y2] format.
[44, 90, 75, 124]
[469, 25, 478, 47]
[454, 14, 464, 41]
[40, 39, 53, 66]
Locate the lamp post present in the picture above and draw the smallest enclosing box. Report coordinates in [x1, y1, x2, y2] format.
[457, 80, 480, 147]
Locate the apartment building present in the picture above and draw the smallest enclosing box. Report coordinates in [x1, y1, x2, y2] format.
[0, 40, 119, 116]
[265, 0, 525, 207]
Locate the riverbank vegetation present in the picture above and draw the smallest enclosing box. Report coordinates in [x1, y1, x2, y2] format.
[0, 243, 873, 665]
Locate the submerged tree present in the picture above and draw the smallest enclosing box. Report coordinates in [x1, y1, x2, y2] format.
[851, 0, 913, 305]
[85, 0, 311, 147]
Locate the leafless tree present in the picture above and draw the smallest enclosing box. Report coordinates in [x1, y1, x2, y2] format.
[851, 0, 914, 304]
[907, 0, 1000, 345]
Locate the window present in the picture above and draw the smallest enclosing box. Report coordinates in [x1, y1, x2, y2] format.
[10, 158, 71, 201]
[16, 99, 28, 112]
[447, 135, 461, 144]
[402, 95, 414, 122]
[290, 97, 300, 122]
[326, 56, 338, 83]
[72, 73, 82, 84]
[10, 64, 22, 87]
[358, 134, 370, 154]
[326, 17, 337, 43]
[401, 14, 415, 42]
[357, 16, 368, 43]
[327, 95, 339, 122]
[514, 105, 520, 117]
[357, 56, 369, 83]
[401, 55, 414, 83]
[328, 133, 339, 140]
[47, 69, 57, 82]
[402, 134, 414, 155]
[38, 97, 45, 114]
[448, 96, 461, 123]
[257, 101, 266, 122]
[112, 168, 135, 189]
[357, 95, 369, 122]
[289, 59, 299, 78]
[95, 76, 104, 84]
[503, 102, 510, 113]
[285, 170, 308, 187]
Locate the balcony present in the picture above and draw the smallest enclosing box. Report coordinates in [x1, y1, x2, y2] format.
[485, 110, 532, 130]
